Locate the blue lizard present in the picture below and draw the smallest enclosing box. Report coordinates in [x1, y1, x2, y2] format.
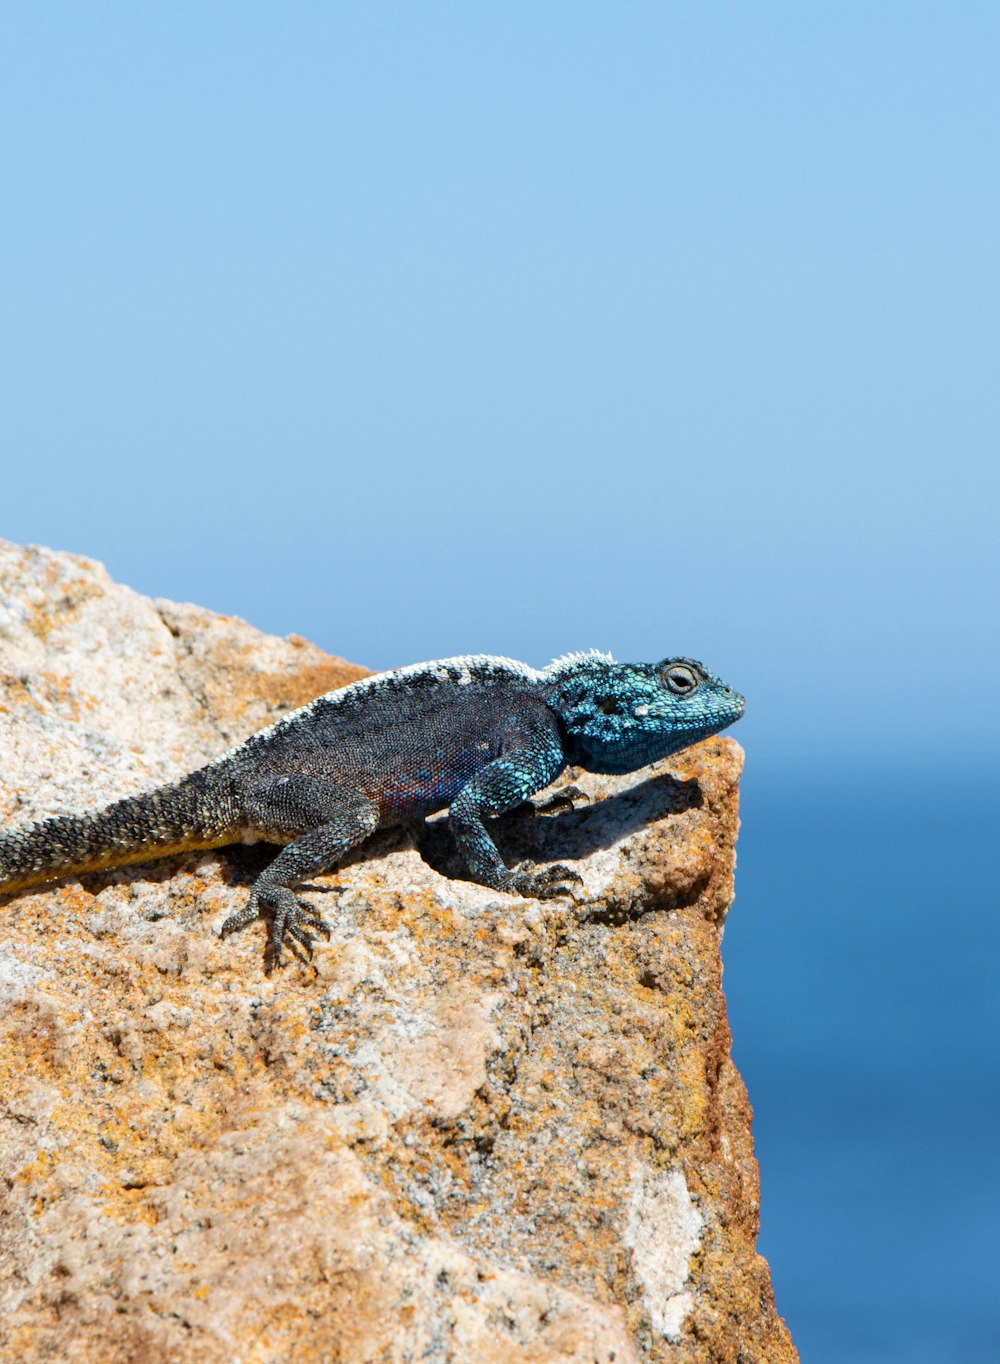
[0, 651, 744, 963]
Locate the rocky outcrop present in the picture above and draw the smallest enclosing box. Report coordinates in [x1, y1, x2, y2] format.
[0, 540, 796, 1363]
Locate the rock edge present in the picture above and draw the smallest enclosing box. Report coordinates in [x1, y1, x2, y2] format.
[0, 540, 797, 1364]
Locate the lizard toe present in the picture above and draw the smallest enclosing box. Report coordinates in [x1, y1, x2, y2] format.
[220, 898, 262, 938]
[506, 861, 583, 900]
[265, 888, 331, 964]
[530, 784, 592, 816]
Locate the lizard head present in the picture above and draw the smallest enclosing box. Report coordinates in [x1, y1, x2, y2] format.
[542, 652, 745, 775]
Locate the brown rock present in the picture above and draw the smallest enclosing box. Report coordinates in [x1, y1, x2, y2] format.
[0, 540, 797, 1363]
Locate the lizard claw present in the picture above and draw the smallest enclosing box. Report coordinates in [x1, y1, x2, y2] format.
[220, 901, 259, 938]
[220, 888, 330, 966]
[505, 861, 584, 900]
[530, 784, 592, 816]
[269, 890, 331, 964]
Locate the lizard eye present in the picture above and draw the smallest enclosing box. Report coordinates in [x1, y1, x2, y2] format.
[598, 696, 621, 715]
[661, 664, 700, 696]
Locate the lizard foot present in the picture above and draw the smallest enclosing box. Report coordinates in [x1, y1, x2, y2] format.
[220, 888, 331, 965]
[505, 862, 584, 900]
[530, 784, 592, 816]
[265, 887, 331, 964]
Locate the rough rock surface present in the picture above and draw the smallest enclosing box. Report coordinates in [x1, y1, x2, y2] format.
[0, 540, 797, 1363]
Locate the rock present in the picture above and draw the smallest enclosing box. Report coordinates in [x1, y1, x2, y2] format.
[0, 540, 797, 1363]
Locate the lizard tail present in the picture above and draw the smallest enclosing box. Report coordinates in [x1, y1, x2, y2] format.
[0, 767, 241, 896]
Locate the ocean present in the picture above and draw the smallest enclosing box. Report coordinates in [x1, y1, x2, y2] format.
[723, 767, 1000, 1363]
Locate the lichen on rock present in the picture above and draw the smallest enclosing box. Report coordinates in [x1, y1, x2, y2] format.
[0, 539, 797, 1363]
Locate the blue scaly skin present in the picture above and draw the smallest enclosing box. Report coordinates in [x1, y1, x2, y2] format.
[0, 651, 744, 964]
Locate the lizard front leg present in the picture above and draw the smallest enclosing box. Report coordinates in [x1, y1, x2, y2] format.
[448, 717, 580, 899]
[222, 777, 379, 963]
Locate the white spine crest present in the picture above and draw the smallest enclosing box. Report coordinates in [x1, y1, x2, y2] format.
[221, 654, 546, 757]
[541, 649, 616, 681]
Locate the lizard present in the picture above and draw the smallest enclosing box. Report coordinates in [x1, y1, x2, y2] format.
[0, 651, 745, 964]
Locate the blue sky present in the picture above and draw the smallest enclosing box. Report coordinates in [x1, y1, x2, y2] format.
[2, 2, 997, 774]
[3, 9, 999, 1356]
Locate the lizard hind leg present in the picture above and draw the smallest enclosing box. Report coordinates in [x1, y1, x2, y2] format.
[221, 778, 379, 964]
